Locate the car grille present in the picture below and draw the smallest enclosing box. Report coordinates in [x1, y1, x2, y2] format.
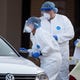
[0, 74, 36, 80]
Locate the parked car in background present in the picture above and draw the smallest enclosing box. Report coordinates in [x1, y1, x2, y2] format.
[0, 36, 48, 80]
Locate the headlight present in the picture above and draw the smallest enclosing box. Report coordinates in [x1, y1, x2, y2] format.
[36, 72, 49, 80]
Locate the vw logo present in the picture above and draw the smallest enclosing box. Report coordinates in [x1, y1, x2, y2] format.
[5, 73, 15, 80]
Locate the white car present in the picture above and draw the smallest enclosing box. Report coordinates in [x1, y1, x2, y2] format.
[0, 36, 48, 80]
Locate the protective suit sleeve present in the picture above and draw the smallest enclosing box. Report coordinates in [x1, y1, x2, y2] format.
[41, 46, 51, 56]
[57, 16, 74, 43]
[36, 29, 59, 56]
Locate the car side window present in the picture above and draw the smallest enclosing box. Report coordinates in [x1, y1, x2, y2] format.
[0, 38, 18, 57]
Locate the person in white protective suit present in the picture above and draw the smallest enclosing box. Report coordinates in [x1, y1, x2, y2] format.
[73, 37, 80, 60]
[40, 1, 75, 80]
[23, 17, 62, 80]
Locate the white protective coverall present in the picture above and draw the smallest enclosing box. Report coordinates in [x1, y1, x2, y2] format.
[30, 27, 62, 80]
[40, 14, 74, 80]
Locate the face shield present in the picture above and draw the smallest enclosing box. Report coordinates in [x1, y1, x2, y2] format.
[23, 17, 41, 33]
[23, 21, 34, 33]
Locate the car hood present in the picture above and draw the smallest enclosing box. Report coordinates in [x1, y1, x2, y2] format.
[0, 56, 43, 74]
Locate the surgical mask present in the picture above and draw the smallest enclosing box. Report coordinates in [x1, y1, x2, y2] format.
[24, 26, 32, 33]
[43, 13, 50, 20]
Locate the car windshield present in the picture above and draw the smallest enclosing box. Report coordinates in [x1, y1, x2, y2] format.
[0, 38, 18, 57]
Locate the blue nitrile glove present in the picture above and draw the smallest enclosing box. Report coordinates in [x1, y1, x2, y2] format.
[74, 40, 78, 46]
[19, 47, 28, 53]
[74, 39, 80, 47]
[53, 35, 58, 41]
[32, 51, 41, 58]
